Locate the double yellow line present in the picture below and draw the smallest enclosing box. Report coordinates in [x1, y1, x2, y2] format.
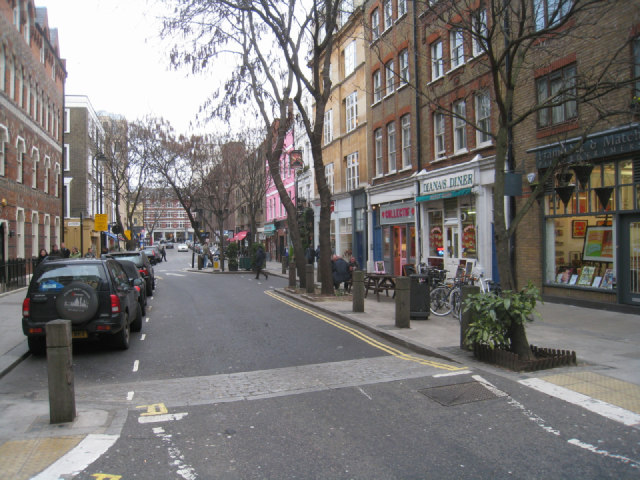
[265, 290, 464, 371]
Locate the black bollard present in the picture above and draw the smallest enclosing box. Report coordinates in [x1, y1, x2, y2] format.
[352, 270, 364, 313]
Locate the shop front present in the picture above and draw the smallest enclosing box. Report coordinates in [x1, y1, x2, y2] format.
[531, 124, 640, 308]
[416, 158, 495, 281]
[331, 195, 353, 259]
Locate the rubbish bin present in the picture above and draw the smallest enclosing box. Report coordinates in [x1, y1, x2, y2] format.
[409, 274, 430, 319]
[239, 256, 252, 271]
[197, 254, 203, 270]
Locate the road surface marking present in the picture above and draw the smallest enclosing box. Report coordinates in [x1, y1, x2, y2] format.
[434, 370, 472, 378]
[152, 427, 198, 479]
[520, 378, 640, 427]
[132, 360, 139, 372]
[140, 334, 146, 341]
[127, 391, 134, 401]
[267, 290, 464, 371]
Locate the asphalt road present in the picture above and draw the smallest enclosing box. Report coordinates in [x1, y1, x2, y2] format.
[2, 252, 639, 479]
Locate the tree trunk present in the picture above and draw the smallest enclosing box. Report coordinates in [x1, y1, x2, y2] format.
[508, 320, 534, 361]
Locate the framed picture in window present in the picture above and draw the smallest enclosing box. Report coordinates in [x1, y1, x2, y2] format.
[572, 220, 587, 238]
[374, 261, 386, 274]
[582, 226, 614, 262]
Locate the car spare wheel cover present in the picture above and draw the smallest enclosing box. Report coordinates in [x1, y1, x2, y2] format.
[56, 282, 99, 323]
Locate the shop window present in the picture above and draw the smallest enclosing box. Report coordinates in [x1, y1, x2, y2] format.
[428, 210, 444, 258]
[461, 198, 477, 259]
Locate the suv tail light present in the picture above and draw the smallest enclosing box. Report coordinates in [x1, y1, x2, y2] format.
[22, 298, 30, 317]
[110, 294, 121, 314]
[139, 268, 148, 276]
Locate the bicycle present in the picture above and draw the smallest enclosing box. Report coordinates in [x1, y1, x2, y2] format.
[429, 273, 469, 318]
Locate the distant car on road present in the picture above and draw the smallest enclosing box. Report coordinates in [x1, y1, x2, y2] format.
[177, 243, 188, 252]
[106, 251, 155, 294]
[165, 242, 174, 249]
[143, 246, 161, 264]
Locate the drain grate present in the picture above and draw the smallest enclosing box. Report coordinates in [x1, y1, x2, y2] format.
[419, 381, 500, 406]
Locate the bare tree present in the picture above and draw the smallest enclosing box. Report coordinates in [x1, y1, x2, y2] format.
[162, 0, 348, 293]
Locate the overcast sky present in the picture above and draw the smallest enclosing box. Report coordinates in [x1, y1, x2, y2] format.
[41, 0, 215, 133]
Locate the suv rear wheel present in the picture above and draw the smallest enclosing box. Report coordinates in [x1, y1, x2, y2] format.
[108, 312, 130, 350]
[131, 303, 143, 332]
[28, 336, 46, 356]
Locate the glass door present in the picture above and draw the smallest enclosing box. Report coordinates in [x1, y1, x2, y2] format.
[620, 214, 640, 305]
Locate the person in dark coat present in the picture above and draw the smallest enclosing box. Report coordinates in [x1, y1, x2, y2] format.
[49, 244, 61, 257]
[305, 246, 315, 265]
[332, 254, 350, 290]
[60, 242, 71, 258]
[254, 246, 268, 280]
[36, 248, 48, 266]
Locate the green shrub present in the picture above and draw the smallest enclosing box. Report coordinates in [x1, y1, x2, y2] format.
[227, 242, 239, 269]
[463, 281, 541, 350]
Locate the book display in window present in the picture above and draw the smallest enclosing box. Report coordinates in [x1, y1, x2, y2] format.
[577, 265, 596, 286]
[601, 269, 615, 289]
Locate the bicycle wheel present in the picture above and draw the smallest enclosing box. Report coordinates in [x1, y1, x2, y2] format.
[450, 288, 462, 321]
[430, 286, 452, 316]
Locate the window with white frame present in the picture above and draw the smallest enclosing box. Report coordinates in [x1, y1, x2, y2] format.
[9, 56, 15, 99]
[398, 0, 407, 17]
[534, 0, 572, 31]
[536, 64, 577, 127]
[385, 60, 395, 95]
[0, 47, 5, 91]
[387, 122, 396, 172]
[371, 8, 380, 40]
[475, 91, 492, 145]
[431, 40, 443, 80]
[340, 0, 354, 27]
[54, 163, 60, 197]
[344, 40, 356, 77]
[472, 8, 488, 57]
[13, 1, 20, 29]
[324, 109, 333, 144]
[401, 115, 411, 169]
[635, 37, 640, 97]
[399, 49, 409, 86]
[16, 137, 25, 183]
[375, 128, 383, 176]
[434, 112, 446, 159]
[325, 162, 334, 194]
[373, 70, 382, 103]
[63, 144, 69, 170]
[31, 147, 38, 189]
[384, 0, 393, 30]
[346, 152, 359, 191]
[450, 29, 465, 69]
[453, 100, 467, 152]
[64, 108, 70, 133]
[18, 66, 23, 108]
[0, 125, 7, 176]
[44, 156, 50, 193]
[346, 91, 358, 132]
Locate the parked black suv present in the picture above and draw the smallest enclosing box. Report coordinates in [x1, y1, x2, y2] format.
[22, 257, 142, 355]
[106, 251, 155, 294]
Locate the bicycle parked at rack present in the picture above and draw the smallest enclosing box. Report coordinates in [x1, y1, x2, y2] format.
[429, 273, 472, 319]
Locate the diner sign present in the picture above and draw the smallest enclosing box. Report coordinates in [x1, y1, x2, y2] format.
[380, 201, 415, 225]
[421, 169, 475, 195]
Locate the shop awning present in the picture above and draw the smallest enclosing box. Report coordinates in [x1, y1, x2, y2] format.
[105, 231, 119, 240]
[416, 188, 472, 203]
[235, 230, 248, 241]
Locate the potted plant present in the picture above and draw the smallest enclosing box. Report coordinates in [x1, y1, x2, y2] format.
[462, 282, 576, 371]
[227, 242, 239, 271]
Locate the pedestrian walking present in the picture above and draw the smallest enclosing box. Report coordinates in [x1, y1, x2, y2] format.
[161, 245, 167, 261]
[254, 245, 268, 280]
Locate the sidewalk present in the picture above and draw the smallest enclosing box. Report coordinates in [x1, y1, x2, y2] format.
[1, 263, 639, 478]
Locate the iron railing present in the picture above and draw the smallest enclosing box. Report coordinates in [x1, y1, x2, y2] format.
[0, 257, 37, 294]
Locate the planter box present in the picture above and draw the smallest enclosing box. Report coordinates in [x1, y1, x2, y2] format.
[473, 343, 576, 372]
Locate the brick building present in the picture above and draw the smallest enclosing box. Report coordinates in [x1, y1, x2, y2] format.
[0, 0, 65, 262]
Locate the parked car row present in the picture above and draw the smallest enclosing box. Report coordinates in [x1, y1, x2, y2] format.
[22, 250, 158, 355]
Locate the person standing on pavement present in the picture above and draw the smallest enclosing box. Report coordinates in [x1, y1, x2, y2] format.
[36, 248, 48, 265]
[254, 245, 268, 279]
[60, 242, 71, 258]
[50, 244, 61, 257]
[70, 246, 81, 258]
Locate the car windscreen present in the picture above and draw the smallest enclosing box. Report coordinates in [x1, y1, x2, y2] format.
[116, 260, 140, 277]
[33, 264, 106, 292]
[111, 254, 143, 266]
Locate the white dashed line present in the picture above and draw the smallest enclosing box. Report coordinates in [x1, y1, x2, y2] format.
[127, 391, 135, 401]
[133, 360, 139, 372]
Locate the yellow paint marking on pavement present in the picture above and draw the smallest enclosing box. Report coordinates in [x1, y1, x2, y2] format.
[0, 436, 83, 480]
[91, 474, 122, 480]
[136, 403, 168, 416]
[266, 290, 464, 371]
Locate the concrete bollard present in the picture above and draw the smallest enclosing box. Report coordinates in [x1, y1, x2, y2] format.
[305, 264, 315, 294]
[460, 285, 480, 349]
[46, 320, 76, 424]
[281, 258, 287, 274]
[289, 261, 296, 288]
[352, 270, 364, 313]
[394, 276, 410, 328]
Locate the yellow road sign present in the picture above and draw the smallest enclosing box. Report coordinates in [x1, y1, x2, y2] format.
[94, 214, 108, 231]
[124, 230, 132, 240]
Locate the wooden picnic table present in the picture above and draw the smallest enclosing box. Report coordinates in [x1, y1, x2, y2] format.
[364, 273, 396, 301]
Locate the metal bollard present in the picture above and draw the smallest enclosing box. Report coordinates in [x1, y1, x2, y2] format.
[460, 285, 480, 349]
[352, 270, 364, 313]
[46, 320, 76, 424]
[289, 261, 296, 288]
[394, 276, 410, 328]
[305, 264, 315, 294]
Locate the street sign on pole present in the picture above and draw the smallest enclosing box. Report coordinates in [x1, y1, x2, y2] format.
[94, 214, 108, 231]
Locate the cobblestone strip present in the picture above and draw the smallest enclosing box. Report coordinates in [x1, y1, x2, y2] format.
[75, 355, 454, 408]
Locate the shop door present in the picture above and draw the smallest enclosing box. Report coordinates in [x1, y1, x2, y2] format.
[620, 214, 640, 306]
[392, 226, 406, 275]
[444, 225, 459, 276]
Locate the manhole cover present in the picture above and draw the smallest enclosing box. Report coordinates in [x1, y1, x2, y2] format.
[419, 381, 500, 406]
